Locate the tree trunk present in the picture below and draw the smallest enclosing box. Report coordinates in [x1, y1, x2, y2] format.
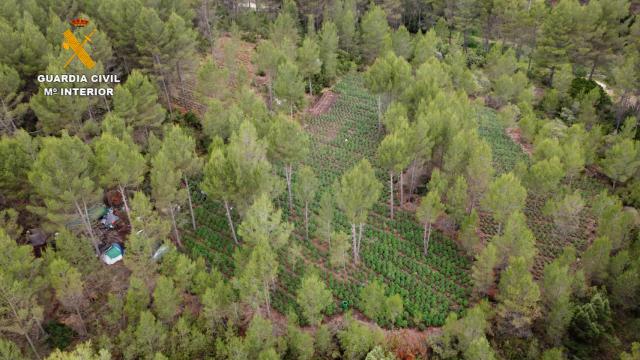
[75, 200, 99, 256]
[154, 54, 173, 116]
[103, 94, 110, 112]
[118, 185, 131, 231]
[351, 223, 358, 264]
[549, 66, 556, 87]
[309, 77, 313, 96]
[589, 61, 597, 81]
[409, 160, 417, 196]
[304, 201, 309, 241]
[267, 79, 274, 110]
[75, 305, 87, 336]
[389, 172, 394, 219]
[377, 95, 382, 131]
[264, 282, 271, 318]
[423, 223, 432, 256]
[358, 223, 364, 262]
[0, 287, 41, 359]
[399, 171, 404, 206]
[168, 205, 182, 247]
[184, 176, 197, 230]
[224, 200, 239, 245]
[285, 164, 293, 213]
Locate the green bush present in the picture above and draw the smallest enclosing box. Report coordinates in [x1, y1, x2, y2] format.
[44, 321, 76, 350]
[569, 78, 612, 111]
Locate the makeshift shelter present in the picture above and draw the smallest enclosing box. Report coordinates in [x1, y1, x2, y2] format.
[101, 243, 123, 265]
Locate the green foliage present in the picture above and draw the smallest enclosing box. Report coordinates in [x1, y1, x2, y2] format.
[620, 342, 640, 360]
[319, 21, 339, 82]
[481, 172, 527, 231]
[124, 276, 150, 323]
[472, 243, 498, 297]
[359, 280, 386, 322]
[113, 70, 166, 145]
[42, 323, 75, 354]
[296, 272, 333, 325]
[274, 60, 305, 114]
[338, 316, 385, 360]
[359, 4, 391, 64]
[569, 292, 611, 342]
[497, 256, 541, 337]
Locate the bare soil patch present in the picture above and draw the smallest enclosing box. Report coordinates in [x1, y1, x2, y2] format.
[308, 90, 338, 116]
[506, 126, 533, 156]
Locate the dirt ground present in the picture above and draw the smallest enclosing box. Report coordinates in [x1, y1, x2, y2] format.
[308, 90, 339, 116]
[505, 126, 533, 156]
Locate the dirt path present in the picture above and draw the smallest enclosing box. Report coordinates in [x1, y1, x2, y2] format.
[308, 90, 338, 116]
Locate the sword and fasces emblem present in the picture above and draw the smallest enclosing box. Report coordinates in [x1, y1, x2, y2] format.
[62, 18, 96, 69]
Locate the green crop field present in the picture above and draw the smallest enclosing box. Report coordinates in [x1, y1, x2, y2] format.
[185, 74, 473, 328]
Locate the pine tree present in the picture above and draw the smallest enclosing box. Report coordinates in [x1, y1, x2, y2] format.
[235, 239, 278, 316]
[237, 193, 293, 251]
[123, 311, 167, 359]
[274, 60, 305, 115]
[294, 166, 319, 240]
[472, 243, 498, 297]
[416, 190, 445, 256]
[412, 29, 439, 66]
[542, 255, 574, 344]
[296, 272, 333, 325]
[93, 133, 146, 223]
[360, 4, 391, 64]
[601, 138, 640, 189]
[360, 280, 387, 322]
[497, 256, 541, 337]
[28, 133, 101, 254]
[527, 156, 565, 196]
[0, 129, 38, 203]
[546, 190, 585, 238]
[330, 231, 351, 271]
[255, 40, 285, 109]
[124, 277, 150, 323]
[153, 276, 179, 323]
[318, 20, 339, 83]
[160, 125, 202, 230]
[582, 236, 612, 285]
[492, 211, 537, 268]
[335, 159, 382, 263]
[267, 116, 309, 212]
[0, 64, 26, 134]
[377, 132, 409, 219]
[459, 209, 481, 256]
[48, 259, 87, 335]
[150, 149, 185, 247]
[464, 336, 496, 360]
[113, 70, 166, 146]
[364, 51, 412, 129]
[315, 191, 334, 246]
[391, 25, 412, 59]
[339, 317, 385, 360]
[0, 228, 44, 359]
[534, 0, 579, 85]
[481, 172, 527, 234]
[29, 59, 96, 135]
[125, 232, 158, 283]
[446, 176, 469, 226]
[297, 36, 322, 96]
[129, 191, 172, 250]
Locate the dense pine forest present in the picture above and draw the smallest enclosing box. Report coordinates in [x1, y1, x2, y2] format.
[1, 0, 640, 359]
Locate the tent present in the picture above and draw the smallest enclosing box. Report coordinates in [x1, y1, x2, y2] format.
[101, 243, 123, 265]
